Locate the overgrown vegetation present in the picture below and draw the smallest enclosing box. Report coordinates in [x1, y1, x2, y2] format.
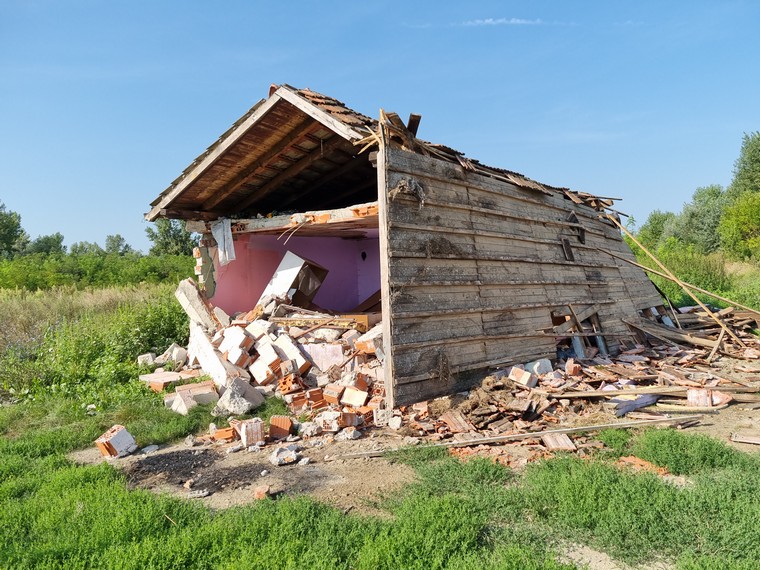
[0, 283, 189, 405]
[0, 252, 193, 289]
[629, 131, 760, 309]
[0, 201, 197, 290]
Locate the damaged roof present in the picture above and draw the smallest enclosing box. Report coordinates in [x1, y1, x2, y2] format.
[147, 84, 615, 222]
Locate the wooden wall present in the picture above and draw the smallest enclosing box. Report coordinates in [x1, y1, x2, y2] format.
[377, 145, 663, 407]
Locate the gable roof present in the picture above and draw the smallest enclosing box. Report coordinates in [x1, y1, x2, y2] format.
[147, 84, 615, 221]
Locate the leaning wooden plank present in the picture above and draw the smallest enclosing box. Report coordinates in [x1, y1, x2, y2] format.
[597, 246, 760, 320]
[706, 328, 726, 363]
[327, 415, 702, 460]
[609, 213, 744, 347]
[623, 319, 718, 349]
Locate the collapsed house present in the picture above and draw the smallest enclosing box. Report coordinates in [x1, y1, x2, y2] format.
[146, 84, 668, 408]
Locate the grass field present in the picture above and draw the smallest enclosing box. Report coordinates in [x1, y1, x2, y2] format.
[3, 285, 760, 568]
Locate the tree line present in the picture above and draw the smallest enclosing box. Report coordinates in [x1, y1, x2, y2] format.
[0, 211, 199, 289]
[630, 132, 760, 309]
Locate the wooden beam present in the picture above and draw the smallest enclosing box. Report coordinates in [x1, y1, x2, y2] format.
[146, 95, 278, 221]
[277, 152, 369, 209]
[156, 208, 222, 222]
[623, 318, 718, 349]
[201, 116, 317, 211]
[276, 86, 364, 141]
[607, 215, 746, 348]
[407, 113, 422, 136]
[236, 134, 348, 211]
[597, 247, 760, 319]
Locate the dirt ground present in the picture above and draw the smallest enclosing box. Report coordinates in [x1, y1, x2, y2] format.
[71, 428, 416, 515]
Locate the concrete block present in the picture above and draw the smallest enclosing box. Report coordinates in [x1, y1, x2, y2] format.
[139, 370, 182, 392]
[137, 352, 156, 366]
[95, 425, 137, 458]
[274, 335, 311, 374]
[526, 358, 553, 376]
[269, 443, 300, 466]
[187, 321, 249, 388]
[509, 367, 537, 388]
[340, 386, 368, 408]
[175, 278, 218, 331]
[249, 359, 276, 385]
[212, 377, 265, 416]
[301, 343, 345, 372]
[335, 427, 362, 441]
[355, 324, 383, 354]
[219, 326, 254, 354]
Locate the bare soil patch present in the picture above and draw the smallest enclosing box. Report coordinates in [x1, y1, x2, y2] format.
[70, 430, 416, 515]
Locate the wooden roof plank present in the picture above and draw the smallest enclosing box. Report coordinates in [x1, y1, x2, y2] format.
[145, 94, 281, 221]
[201, 116, 318, 211]
[276, 86, 364, 142]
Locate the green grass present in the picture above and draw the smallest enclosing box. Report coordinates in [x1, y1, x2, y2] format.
[5, 284, 760, 568]
[0, 401, 572, 569]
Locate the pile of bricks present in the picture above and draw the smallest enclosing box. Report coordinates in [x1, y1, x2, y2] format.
[138, 280, 389, 430]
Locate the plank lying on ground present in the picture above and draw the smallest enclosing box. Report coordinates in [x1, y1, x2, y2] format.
[558, 385, 757, 399]
[327, 415, 701, 460]
[730, 432, 760, 445]
[655, 403, 729, 413]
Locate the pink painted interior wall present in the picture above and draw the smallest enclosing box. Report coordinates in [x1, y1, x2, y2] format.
[210, 231, 380, 315]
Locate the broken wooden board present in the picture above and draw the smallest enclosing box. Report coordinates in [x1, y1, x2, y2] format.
[541, 433, 577, 451]
[439, 410, 473, 433]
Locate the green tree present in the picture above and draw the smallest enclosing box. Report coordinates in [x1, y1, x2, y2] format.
[718, 192, 760, 260]
[23, 232, 66, 255]
[145, 219, 198, 256]
[0, 201, 24, 258]
[661, 185, 726, 253]
[69, 241, 104, 256]
[727, 131, 760, 200]
[104, 234, 133, 255]
[637, 210, 676, 250]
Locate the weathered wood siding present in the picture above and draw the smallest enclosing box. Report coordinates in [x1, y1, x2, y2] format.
[378, 146, 662, 406]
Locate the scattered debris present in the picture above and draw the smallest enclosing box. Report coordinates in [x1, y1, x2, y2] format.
[269, 444, 300, 466]
[95, 425, 137, 458]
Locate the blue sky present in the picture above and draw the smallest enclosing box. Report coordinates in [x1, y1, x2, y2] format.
[1, 1, 758, 252]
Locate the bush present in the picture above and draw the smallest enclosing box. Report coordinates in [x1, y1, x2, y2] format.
[0, 284, 188, 405]
[0, 252, 192, 290]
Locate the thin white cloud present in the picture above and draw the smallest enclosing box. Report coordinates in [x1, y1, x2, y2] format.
[461, 17, 543, 27]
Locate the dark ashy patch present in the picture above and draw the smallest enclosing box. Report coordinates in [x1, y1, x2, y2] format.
[126, 449, 220, 488]
[191, 463, 270, 494]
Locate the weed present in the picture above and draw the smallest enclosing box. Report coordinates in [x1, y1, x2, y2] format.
[631, 428, 754, 475]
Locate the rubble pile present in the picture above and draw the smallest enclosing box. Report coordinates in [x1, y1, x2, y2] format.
[395, 326, 760, 452]
[134, 276, 387, 453]
[104, 265, 760, 468]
